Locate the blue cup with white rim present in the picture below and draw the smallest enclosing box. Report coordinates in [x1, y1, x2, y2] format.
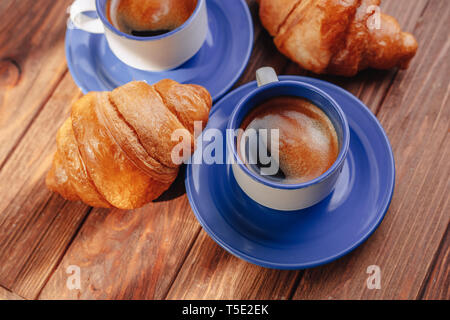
[68, 0, 208, 71]
[226, 67, 350, 211]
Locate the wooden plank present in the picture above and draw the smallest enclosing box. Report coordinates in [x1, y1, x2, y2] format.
[0, 285, 24, 301]
[39, 182, 200, 300]
[166, 0, 431, 300]
[0, 74, 87, 297]
[292, 0, 449, 299]
[0, 0, 81, 297]
[419, 226, 449, 300]
[0, 0, 71, 166]
[166, 230, 299, 300]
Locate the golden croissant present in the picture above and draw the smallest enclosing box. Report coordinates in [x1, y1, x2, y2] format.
[46, 80, 212, 210]
[257, 0, 418, 76]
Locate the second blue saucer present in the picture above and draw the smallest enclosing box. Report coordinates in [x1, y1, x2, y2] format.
[185, 76, 395, 269]
[65, 0, 253, 102]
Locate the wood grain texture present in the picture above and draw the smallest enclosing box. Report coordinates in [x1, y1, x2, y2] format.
[0, 285, 24, 300]
[420, 226, 449, 300]
[0, 74, 86, 298]
[292, 0, 449, 299]
[165, 230, 300, 300]
[0, 0, 71, 166]
[0, 3, 76, 295]
[39, 178, 201, 300]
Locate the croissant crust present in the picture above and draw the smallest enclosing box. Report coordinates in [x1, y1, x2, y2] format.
[46, 80, 212, 210]
[258, 0, 418, 76]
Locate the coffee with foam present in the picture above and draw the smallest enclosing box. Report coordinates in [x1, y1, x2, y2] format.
[239, 96, 339, 184]
[106, 0, 197, 37]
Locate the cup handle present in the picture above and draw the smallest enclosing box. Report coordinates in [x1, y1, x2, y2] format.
[69, 0, 104, 34]
[256, 67, 279, 87]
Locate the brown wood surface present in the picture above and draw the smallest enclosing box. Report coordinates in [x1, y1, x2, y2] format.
[0, 0, 71, 166]
[0, 0, 448, 300]
[0, 285, 24, 300]
[420, 227, 449, 299]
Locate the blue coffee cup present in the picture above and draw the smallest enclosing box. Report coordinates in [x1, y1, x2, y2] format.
[226, 67, 350, 211]
[69, 0, 207, 71]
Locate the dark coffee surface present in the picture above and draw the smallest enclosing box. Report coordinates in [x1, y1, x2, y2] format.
[239, 96, 339, 184]
[106, 0, 197, 36]
[130, 29, 171, 37]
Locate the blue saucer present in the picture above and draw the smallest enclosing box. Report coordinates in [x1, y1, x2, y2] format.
[65, 0, 253, 102]
[185, 76, 395, 269]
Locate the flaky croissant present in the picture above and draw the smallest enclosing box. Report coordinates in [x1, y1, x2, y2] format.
[257, 0, 418, 76]
[46, 80, 212, 210]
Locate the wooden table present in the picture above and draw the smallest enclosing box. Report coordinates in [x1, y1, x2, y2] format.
[0, 0, 448, 300]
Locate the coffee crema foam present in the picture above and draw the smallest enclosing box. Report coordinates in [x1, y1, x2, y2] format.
[106, 0, 197, 37]
[239, 96, 339, 184]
